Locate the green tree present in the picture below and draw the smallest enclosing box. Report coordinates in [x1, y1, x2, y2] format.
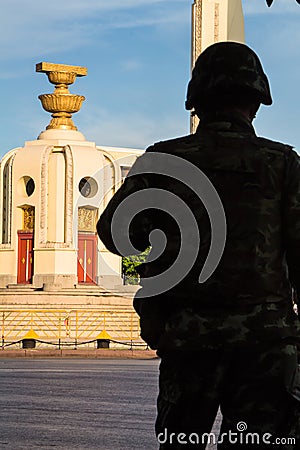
[122, 247, 150, 285]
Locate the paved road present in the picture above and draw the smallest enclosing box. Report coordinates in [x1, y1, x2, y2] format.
[0, 359, 221, 450]
[0, 359, 159, 449]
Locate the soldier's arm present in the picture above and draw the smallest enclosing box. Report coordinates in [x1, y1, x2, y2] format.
[283, 150, 300, 298]
[97, 159, 151, 256]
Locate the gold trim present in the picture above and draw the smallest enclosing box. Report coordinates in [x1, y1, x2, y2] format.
[214, 3, 220, 43]
[192, 0, 202, 68]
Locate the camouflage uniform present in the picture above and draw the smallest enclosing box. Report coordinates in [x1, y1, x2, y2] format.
[156, 344, 299, 449]
[97, 43, 300, 448]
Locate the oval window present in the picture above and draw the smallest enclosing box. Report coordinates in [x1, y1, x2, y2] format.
[17, 176, 35, 197]
[78, 177, 98, 198]
[25, 178, 35, 197]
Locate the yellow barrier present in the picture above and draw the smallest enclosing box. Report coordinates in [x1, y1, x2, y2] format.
[0, 309, 143, 347]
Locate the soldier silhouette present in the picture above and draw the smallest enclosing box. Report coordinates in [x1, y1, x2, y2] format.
[97, 42, 300, 448]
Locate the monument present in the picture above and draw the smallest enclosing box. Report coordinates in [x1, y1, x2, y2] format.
[191, 0, 245, 132]
[0, 62, 143, 291]
[0, 2, 247, 348]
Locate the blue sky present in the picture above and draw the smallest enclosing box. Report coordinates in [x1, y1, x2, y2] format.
[0, 0, 300, 159]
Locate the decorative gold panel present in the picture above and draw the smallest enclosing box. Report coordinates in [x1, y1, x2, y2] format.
[78, 208, 97, 232]
[23, 206, 35, 231]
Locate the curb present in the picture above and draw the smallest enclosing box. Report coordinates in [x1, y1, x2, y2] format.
[0, 349, 158, 359]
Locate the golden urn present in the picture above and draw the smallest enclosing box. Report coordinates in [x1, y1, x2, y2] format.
[36, 62, 87, 131]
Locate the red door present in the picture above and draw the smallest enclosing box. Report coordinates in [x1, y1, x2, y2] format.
[77, 233, 97, 284]
[17, 232, 34, 284]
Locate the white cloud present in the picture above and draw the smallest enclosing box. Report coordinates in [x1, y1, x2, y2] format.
[0, 70, 27, 80]
[245, 13, 300, 64]
[0, 0, 186, 24]
[0, 0, 188, 62]
[103, 9, 189, 30]
[0, 0, 165, 21]
[120, 60, 143, 72]
[78, 106, 189, 150]
[0, 20, 92, 61]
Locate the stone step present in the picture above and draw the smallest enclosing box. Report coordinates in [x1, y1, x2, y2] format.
[6, 284, 36, 291]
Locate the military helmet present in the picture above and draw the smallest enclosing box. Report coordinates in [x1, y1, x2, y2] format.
[185, 42, 272, 110]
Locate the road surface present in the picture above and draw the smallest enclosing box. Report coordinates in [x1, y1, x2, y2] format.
[0, 358, 220, 449]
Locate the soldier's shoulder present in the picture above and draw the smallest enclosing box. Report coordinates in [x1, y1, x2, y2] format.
[254, 135, 295, 155]
[146, 134, 197, 154]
